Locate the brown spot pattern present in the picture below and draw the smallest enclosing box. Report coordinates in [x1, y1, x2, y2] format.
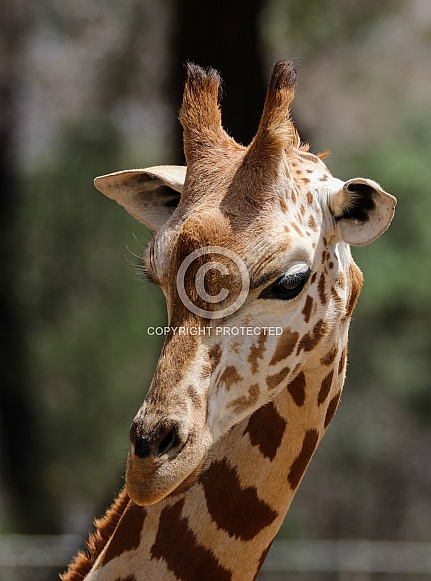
[292, 223, 302, 236]
[320, 346, 338, 366]
[266, 366, 290, 389]
[296, 319, 327, 355]
[244, 402, 287, 461]
[302, 295, 314, 323]
[308, 215, 318, 231]
[151, 500, 232, 581]
[209, 343, 222, 372]
[219, 365, 243, 390]
[100, 503, 146, 566]
[338, 347, 348, 375]
[306, 192, 313, 204]
[287, 371, 306, 406]
[344, 263, 364, 320]
[331, 285, 343, 309]
[201, 459, 277, 540]
[317, 370, 334, 406]
[228, 383, 260, 414]
[288, 429, 319, 490]
[336, 272, 346, 289]
[113, 577, 137, 581]
[200, 360, 211, 379]
[248, 333, 268, 374]
[324, 391, 342, 428]
[187, 386, 203, 409]
[270, 330, 299, 366]
[298, 152, 319, 164]
[318, 273, 327, 305]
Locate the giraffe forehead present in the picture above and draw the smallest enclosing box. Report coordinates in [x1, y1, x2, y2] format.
[150, 150, 336, 286]
[163, 212, 315, 288]
[182, 144, 332, 209]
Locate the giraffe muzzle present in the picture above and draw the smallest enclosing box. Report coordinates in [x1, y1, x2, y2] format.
[126, 408, 212, 506]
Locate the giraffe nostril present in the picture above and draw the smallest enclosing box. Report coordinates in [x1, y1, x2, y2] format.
[155, 426, 180, 457]
[130, 421, 182, 460]
[132, 433, 152, 460]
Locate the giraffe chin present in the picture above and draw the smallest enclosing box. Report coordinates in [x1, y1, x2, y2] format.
[125, 441, 209, 506]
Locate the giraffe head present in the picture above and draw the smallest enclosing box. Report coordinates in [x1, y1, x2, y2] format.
[95, 62, 395, 506]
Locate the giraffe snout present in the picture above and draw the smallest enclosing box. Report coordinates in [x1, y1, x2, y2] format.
[126, 403, 210, 505]
[129, 419, 184, 460]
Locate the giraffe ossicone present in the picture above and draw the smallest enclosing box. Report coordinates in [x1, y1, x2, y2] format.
[63, 61, 396, 581]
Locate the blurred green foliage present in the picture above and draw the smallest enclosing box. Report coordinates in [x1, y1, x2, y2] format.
[12, 119, 167, 527]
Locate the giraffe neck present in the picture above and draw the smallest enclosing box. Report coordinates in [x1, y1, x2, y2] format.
[62, 342, 346, 581]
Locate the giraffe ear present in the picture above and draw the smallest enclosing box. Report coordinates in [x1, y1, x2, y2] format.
[94, 165, 186, 230]
[330, 178, 396, 246]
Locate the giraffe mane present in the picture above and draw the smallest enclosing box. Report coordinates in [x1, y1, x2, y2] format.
[317, 150, 331, 160]
[60, 488, 130, 581]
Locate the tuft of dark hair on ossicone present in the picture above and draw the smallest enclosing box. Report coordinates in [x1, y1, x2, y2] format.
[269, 60, 297, 92]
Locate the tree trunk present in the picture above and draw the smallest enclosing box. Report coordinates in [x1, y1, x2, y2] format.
[170, 0, 266, 162]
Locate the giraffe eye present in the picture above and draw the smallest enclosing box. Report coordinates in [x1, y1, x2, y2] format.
[259, 268, 311, 301]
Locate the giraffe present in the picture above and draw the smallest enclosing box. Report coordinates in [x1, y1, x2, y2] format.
[62, 61, 396, 581]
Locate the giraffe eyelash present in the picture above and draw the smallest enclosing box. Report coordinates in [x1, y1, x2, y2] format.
[139, 258, 159, 285]
[129, 258, 153, 284]
[125, 243, 155, 284]
[137, 262, 152, 283]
